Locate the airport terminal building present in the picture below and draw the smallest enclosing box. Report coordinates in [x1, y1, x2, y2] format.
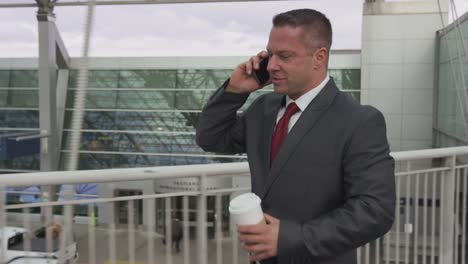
[1, 0, 468, 252]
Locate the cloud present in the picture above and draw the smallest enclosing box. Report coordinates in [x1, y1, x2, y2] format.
[0, 8, 37, 56]
[2, 0, 468, 58]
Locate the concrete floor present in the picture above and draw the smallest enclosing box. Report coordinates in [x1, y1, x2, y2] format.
[72, 224, 249, 264]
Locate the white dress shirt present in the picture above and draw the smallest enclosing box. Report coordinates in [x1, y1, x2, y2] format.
[275, 75, 330, 132]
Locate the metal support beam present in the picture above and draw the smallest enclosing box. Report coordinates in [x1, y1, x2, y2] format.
[196, 174, 208, 264]
[57, 69, 69, 151]
[0, 0, 294, 8]
[440, 156, 456, 263]
[37, 6, 60, 200]
[55, 27, 70, 69]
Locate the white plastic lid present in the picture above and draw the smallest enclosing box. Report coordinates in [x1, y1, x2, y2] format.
[229, 193, 261, 214]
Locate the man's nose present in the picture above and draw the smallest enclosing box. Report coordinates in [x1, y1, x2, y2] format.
[267, 55, 280, 72]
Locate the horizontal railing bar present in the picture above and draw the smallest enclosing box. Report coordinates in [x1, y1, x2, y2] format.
[5, 191, 201, 209]
[0, 107, 38, 110]
[5, 186, 251, 211]
[67, 87, 218, 91]
[395, 166, 451, 176]
[203, 187, 250, 195]
[64, 108, 204, 113]
[0, 87, 38, 90]
[391, 146, 468, 160]
[0, 169, 40, 173]
[5, 190, 98, 198]
[65, 108, 245, 114]
[5, 186, 249, 210]
[2, 146, 468, 188]
[62, 129, 197, 135]
[0, 128, 40, 132]
[0, 162, 250, 187]
[61, 149, 248, 159]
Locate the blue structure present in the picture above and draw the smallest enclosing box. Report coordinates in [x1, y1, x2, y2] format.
[0, 133, 40, 161]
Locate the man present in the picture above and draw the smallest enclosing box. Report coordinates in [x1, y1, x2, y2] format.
[162, 216, 183, 253]
[196, 9, 395, 264]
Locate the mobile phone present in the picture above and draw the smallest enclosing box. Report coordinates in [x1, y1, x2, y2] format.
[253, 57, 270, 86]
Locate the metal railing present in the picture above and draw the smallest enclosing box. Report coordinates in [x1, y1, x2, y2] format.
[0, 146, 467, 264]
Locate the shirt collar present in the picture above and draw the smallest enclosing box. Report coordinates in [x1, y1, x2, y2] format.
[285, 75, 330, 112]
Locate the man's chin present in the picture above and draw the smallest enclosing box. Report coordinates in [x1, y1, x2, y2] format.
[273, 85, 287, 94]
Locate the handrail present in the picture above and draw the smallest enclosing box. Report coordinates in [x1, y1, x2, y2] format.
[391, 146, 468, 160]
[1, 146, 468, 187]
[0, 162, 250, 187]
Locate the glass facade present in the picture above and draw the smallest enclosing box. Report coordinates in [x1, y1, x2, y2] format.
[437, 22, 468, 144]
[0, 66, 360, 172]
[0, 70, 40, 172]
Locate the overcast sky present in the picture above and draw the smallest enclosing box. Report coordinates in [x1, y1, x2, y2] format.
[1, 0, 467, 57]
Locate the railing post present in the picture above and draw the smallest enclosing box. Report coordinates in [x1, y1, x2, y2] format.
[441, 155, 456, 263]
[183, 196, 190, 264]
[197, 174, 208, 264]
[165, 197, 173, 264]
[0, 184, 5, 263]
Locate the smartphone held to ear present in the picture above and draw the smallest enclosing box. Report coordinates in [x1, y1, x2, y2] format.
[253, 58, 270, 86]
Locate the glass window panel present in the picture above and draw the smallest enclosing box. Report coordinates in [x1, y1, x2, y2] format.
[341, 69, 360, 90]
[0, 90, 38, 107]
[119, 70, 177, 88]
[0, 110, 39, 128]
[0, 154, 40, 171]
[328, 69, 360, 91]
[174, 112, 200, 131]
[175, 90, 215, 110]
[176, 69, 231, 89]
[0, 91, 6, 106]
[115, 111, 181, 131]
[67, 90, 175, 110]
[63, 111, 198, 132]
[63, 111, 114, 130]
[437, 26, 468, 143]
[90, 70, 119, 88]
[70, 70, 119, 88]
[0, 70, 10, 87]
[117, 91, 175, 110]
[62, 131, 116, 152]
[67, 90, 117, 108]
[240, 90, 272, 111]
[68, 70, 77, 88]
[62, 131, 204, 154]
[328, 69, 340, 83]
[10, 70, 38, 88]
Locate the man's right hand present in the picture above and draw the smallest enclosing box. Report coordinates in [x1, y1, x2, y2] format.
[225, 51, 270, 94]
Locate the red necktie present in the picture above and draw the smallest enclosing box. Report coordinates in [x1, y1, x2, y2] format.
[270, 102, 300, 162]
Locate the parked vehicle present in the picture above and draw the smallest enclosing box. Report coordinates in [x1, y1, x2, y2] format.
[1, 226, 78, 264]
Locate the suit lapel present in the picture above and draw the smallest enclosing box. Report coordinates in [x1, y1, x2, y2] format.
[261, 80, 339, 200]
[256, 94, 283, 198]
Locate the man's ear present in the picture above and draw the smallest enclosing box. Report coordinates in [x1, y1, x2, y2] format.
[313, 47, 328, 69]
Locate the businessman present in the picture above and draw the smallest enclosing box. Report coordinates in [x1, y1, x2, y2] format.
[196, 9, 395, 264]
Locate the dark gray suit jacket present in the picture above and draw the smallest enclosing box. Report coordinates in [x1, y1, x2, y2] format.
[196, 78, 395, 264]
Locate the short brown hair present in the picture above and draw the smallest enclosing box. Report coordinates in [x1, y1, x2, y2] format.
[273, 9, 332, 51]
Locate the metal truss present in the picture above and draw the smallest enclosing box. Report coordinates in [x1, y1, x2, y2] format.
[0, 0, 295, 8]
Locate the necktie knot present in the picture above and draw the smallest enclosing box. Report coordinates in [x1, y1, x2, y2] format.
[284, 102, 300, 118]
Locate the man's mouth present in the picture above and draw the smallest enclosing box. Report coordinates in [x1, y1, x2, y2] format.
[272, 77, 286, 83]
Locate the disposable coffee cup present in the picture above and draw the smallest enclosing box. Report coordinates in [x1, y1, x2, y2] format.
[229, 193, 265, 225]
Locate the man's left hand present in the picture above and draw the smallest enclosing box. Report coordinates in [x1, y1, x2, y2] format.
[237, 213, 279, 262]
